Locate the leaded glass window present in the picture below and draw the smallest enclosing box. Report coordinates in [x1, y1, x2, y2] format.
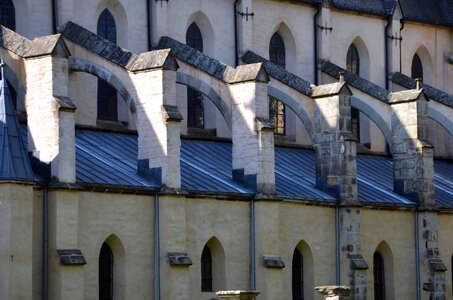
[292, 249, 304, 300]
[97, 9, 118, 121]
[201, 245, 213, 292]
[99, 243, 113, 300]
[411, 53, 423, 81]
[269, 32, 286, 135]
[186, 23, 204, 128]
[373, 252, 385, 300]
[0, 0, 15, 31]
[346, 44, 360, 76]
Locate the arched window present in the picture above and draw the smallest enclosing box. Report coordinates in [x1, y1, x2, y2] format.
[347, 44, 361, 142]
[411, 53, 423, 81]
[0, 0, 15, 31]
[99, 243, 114, 300]
[186, 22, 204, 129]
[201, 245, 213, 292]
[373, 252, 385, 300]
[269, 32, 286, 135]
[97, 9, 118, 122]
[292, 248, 304, 300]
[346, 44, 360, 76]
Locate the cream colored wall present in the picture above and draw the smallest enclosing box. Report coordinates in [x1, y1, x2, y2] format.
[361, 209, 416, 300]
[438, 214, 453, 300]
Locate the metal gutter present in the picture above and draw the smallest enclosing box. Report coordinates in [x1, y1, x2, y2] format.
[313, 4, 321, 85]
[154, 191, 161, 300]
[234, 0, 241, 66]
[385, 17, 391, 90]
[414, 210, 421, 300]
[147, 0, 152, 50]
[52, 0, 58, 34]
[250, 199, 256, 290]
[335, 204, 340, 285]
[42, 187, 49, 300]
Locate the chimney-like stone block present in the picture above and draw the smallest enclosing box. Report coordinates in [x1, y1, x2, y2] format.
[25, 55, 76, 183]
[134, 68, 182, 189]
[389, 89, 435, 205]
[229, 73, 274, 194]
[312, 81, 357, 202]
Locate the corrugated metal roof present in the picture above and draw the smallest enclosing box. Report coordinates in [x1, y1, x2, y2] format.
[0, 62, 34, 181]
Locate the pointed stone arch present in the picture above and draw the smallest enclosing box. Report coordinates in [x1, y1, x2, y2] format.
[99, 234, 126, 300]
[293, 240, 315, 300]
[95, 0, 128, 48]
[349, 36, 371, 80]
[186, 11, 215, 56]
[412, 45, 434, 85]
[269, 22, 297, 73]
[374, 241, 395, 300]
[202, 236, 226, 292]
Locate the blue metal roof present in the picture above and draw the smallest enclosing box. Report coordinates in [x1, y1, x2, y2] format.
[0, 61, 34, 181]
[434, 160, 453, 207]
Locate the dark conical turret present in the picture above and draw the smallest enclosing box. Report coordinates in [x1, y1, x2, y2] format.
[0, 58, 34, 181]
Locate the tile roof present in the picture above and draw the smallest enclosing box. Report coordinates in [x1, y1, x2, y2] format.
[398, 0, 453, 27]
[331, 0, 395, 17]
[0, 61, 34, 181]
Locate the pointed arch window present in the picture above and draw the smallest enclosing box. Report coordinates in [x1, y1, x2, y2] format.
[0, 0, 15, 31]
[269, 32, 286, 135]
[373, 252, 385, 300]
[201, 245, 213, 292]
[186, 22, 204, 128]
[99, 243, 114, 300]
[411, 54, 423, 81]
[97, 9, 118, 122]
[347, 44, 361, 142]
[292, 248, 304, 300]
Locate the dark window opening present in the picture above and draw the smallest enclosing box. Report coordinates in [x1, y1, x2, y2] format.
[97, 9, 118, 122]
[201, 245, 213, 292]
[269, 97, 285, 135]
[186, 23, 204, 129]
[373, 252, 385, 300]
[351, 107, 360, 143]
[99, 243, 113, 300]
[0, 0, 15, 31]
[269, 32, 286, 135]
[292, 248, 304, 300]
[346, 44, 360, 76]
[411, 54, 423, 81]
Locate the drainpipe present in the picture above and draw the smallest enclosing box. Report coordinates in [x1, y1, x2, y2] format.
[399, 19, 405, 73]
[414, 210, 421, 300]
[154, 191, 161, 300]
[313, 4, 321, 85]
[52, 0, 58, 33]
[335, 203, 340, 285]
[42, 187, 49, 300]
[147, 0, 152, 50]
[384, 17, 391, 90]
[234, 0, 240, 66]
[250, 199, 256, 290]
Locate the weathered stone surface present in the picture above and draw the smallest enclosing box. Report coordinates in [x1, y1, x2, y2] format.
[315, 285, 350, 299]
[216, 290, 260, 300]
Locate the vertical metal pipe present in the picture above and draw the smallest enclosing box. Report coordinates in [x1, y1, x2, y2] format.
[147, 0, 152, 51]
[250, 199, 256, 290]
[399, 20, 405, 73]
[415, 210, 421, 300]
[42, 187, 48, 300]
[234, 0, 240, 66]
[52, 0, 58, 34]
[384, 18, 391, 90]
[335, 204, 340, 285]
[154, 192, 160, 300]
[313, 5, 321, 85]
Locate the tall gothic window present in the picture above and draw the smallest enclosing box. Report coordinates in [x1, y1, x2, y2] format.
[99, 243, 114, 300]
[186, 22, 204, 129]
[373, 252, 385, 300]
[347, 44, 361, 142]
[292, 249, 304, 300]
[269, 32, 286, 135]
[97, 9, 118, 121]
[0, 0, 15, 31]
[201, 245, 213, 292]
[411, 54, 423, 81]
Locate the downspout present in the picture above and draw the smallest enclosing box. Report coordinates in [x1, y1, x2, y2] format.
[335, 203, 340, 285]
[42, 187, 48, 300]
[399, 19, 405, 73]
[415, 210, 421, 300]
[154, 191, 161, 300]
[234, 0, 240, 66]
[313, 4, 321, 85]
[250, 199, 256, 290]
[52, 0, 57, 34]
[147, 0, 152, 51]
[384, 17, 391, 90]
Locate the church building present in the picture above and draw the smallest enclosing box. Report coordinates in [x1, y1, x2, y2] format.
[1, 0, 453, 299]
